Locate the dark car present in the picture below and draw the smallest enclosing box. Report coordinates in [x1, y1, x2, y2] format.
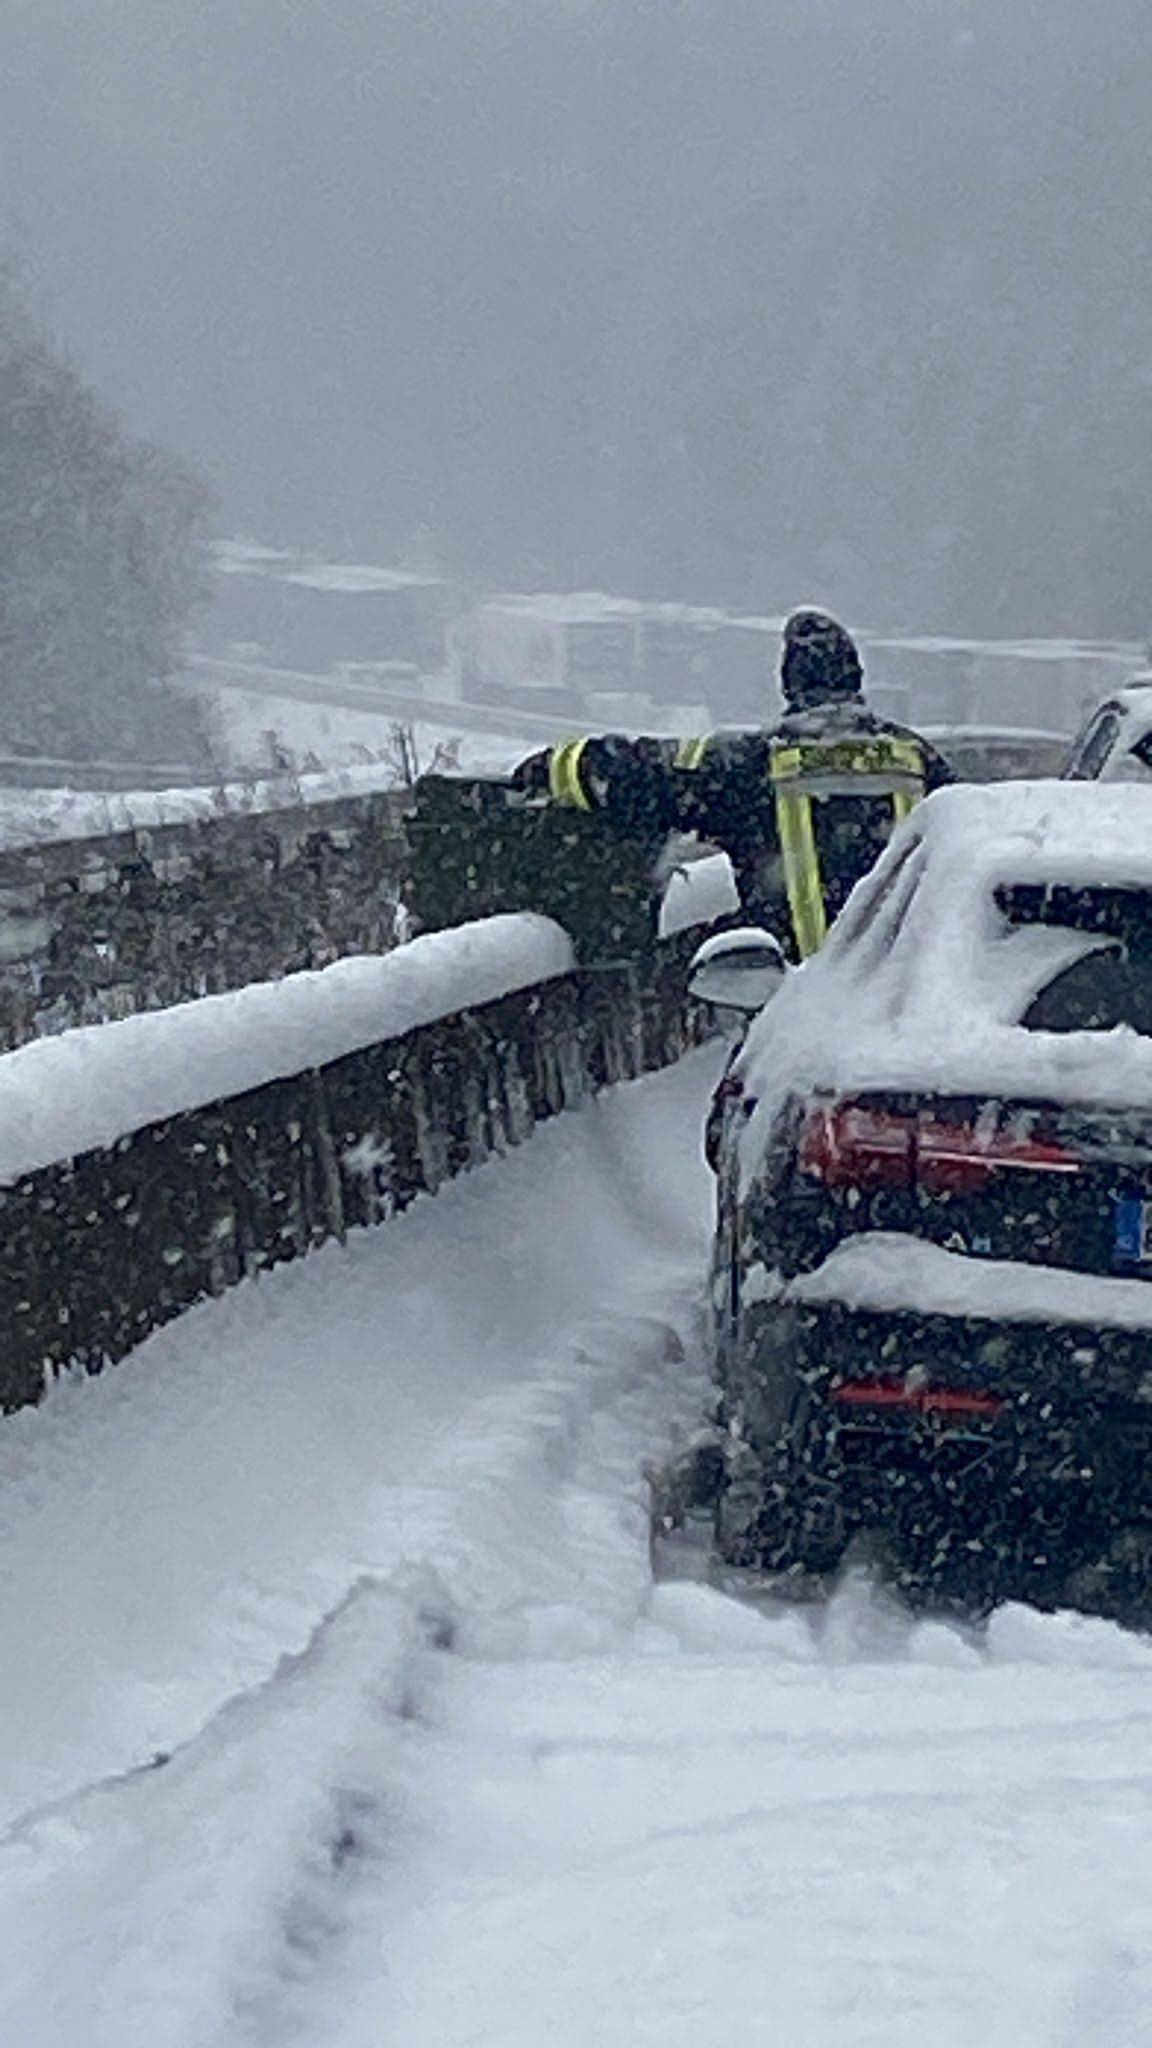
[923, 724, 1068, 783]
[691, 781, 1152, 1608]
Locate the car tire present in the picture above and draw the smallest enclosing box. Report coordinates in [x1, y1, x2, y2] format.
[1063, 1524, 1152, 1624]
[715, 1435, 849, 1577]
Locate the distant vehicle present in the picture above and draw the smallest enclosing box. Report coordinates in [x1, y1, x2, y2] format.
[690, 781, 1152, 1610]
[923, 726, 1068, 783]
[1062, 676, 1152, 782]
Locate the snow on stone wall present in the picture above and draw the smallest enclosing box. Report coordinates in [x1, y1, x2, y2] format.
[0, 926, 707, 1414]
[0, 784, 410, 1049]
[0, 916, 577, 1187]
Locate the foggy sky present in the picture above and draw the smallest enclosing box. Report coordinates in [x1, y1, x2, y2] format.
[3, 0, 1150, 636]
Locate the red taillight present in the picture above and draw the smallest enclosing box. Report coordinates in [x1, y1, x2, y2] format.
[916, 1110, 1080, 1193]
[832, 1378, 1004, 1420]
[799, 1096, 1081, 1195]
[798, 1098, 915, 1190]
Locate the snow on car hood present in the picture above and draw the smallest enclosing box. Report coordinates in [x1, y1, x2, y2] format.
[739, 781, 1152, 1187]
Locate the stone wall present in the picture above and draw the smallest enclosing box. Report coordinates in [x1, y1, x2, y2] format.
[0, 787, 410, 1049]
[0, 932, 707, 1414]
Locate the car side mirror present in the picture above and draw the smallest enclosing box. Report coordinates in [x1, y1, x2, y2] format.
[687, 927, 789, 1016]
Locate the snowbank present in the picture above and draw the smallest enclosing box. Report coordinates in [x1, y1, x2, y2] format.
[0, 914, 574, 1184]
[789, 1231, 1152, 1331]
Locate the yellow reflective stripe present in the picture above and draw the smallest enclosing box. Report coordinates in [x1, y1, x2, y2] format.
[771, 736, 924, 782]
[775, 787, 827, 958]
[770, 736, 923, 957]
[675, 735, 710, 770]
[868, 737, 923, 777]
[772, 745, 803, 781]
[889, 742, 923, 778]
[548, 737, 593, 810]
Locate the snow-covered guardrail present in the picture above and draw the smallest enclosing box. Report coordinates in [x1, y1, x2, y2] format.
[0, 914, 708, 1414]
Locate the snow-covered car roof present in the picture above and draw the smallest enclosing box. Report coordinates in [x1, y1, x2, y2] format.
[902, 778, 1152, 878]
[738, 781, 1152, 1181]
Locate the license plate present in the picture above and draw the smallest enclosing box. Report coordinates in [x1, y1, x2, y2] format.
[1115, 1196, 1152, 1265]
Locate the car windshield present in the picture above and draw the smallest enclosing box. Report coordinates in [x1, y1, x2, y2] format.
[998, 883, 1152, 1035]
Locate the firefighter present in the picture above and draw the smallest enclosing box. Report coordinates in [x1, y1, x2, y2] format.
[512, 610, 953, 959]
[672, 610, 954, 956]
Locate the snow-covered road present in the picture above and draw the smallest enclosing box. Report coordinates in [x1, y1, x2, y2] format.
[329, 1579, 1152, 2048]
[0, 1045, 1150, 2046]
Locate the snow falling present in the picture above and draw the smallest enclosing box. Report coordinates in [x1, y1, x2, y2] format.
[0, 1052, 1142, 2046]
[2, 5, 1152, 2040]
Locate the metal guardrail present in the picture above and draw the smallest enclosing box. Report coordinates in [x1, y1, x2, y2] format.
[0, 755, 207, 793]
[185, 653, 584, 742]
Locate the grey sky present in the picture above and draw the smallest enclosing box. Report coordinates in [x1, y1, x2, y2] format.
[3, 0, 1149, 634]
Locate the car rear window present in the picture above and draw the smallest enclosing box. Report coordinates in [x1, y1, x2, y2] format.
[998, 883, 1152, 1034]
[1064, 709, 1121, 780]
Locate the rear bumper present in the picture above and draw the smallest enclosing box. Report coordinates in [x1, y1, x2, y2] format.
[744, 1238, 1152, 1521]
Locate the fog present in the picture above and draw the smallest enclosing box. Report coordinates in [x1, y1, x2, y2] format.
[3, 0, 1149, 636]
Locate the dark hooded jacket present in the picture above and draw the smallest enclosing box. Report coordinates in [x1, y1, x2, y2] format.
[675, 696, 955, 951]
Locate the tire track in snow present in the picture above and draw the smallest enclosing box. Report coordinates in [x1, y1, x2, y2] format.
[0, 1052, 722, 2044]
[0, 1300, 707, 2048]
[229, 1302, 709, 2048]
[0, 1573, 446, 2048]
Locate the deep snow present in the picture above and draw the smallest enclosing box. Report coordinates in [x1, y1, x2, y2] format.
[318, 1582, 1152, 2048]
[0, 1050, 716, 2045]
[0, 1046, 1150, 2047]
